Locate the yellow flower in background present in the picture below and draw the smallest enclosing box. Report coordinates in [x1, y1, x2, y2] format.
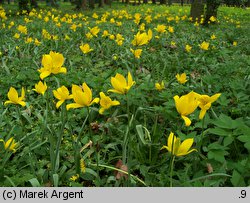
[176, 73, 188, 84]
[145, 15, 152, 23]
[108, 72, 135, 95]
[92, 13, 98, 19]
[88, 26, 100, 37]
[80, 44, 93, 54]
[174, 91, 200, 126]
[86, 32, 93, 40]
[200, 41, 209, 50]
[154, 24, 166, 33]
[69, 174, 79, 182]
[109, 34, 115, 40]
[14, 33, 20, 39]
[66, 83, 99, 110]
[0, 137, 18, 152]
[80, 159, 86, 174]
[130, 48, 142, 59]
[168, 26, 174, 33]
[102, 30, 109, 37]
[38, 51, 67, 80]
[209, 16, 216, 22]
[33, 81, 47, 95]
[155, 81, 165, 91]
[17, 25, 27, 34]
[185, 44, 192, 52]
[147, 29, 153, 41]
[132, 31, 150, 46]
[99, 92, 120, 114]
[25, 37, 33, 43]
[4, 87, 26, 107]
[53, 86, 73, 109]
[161, 132, 197, 157]
[233, 41, 237, 46]
[211, 34, 216, 40]
[134, 13, 141, 25]
[198, 93, 221, 119]
[34, 38, 41, 46]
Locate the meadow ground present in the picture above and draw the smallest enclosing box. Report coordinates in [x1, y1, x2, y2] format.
[0, 2, 249, 186]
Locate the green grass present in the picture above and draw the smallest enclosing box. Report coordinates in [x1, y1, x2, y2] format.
[0, 2, 249, 187]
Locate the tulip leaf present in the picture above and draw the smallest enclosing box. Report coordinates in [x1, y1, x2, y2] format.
[136, 125, 151, 145]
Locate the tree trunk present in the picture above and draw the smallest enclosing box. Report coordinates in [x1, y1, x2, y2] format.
[99, 0, 104, 7]
[190, 0, 204, 21]
[152, 0, 156, 4]
[160, 0, 166, 5]
[204, 0, 220, 24]
[126, 0, 129, 4]
[82, 0, 87, 9]
[143, 0, 148, 3]
[89, 0, 95, 9]
[0, 0, 4, 5]
[19, 0, 30, 12]
[168, 0, 172, 6]
[181, 0, 184, 6]
[30, 0, 39, 8]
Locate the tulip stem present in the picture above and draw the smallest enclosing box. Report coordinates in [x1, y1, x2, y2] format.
[170, 155, 175, 187]
[53, 103, 67, 174]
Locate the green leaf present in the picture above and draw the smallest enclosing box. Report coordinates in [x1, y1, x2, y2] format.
[136, 125, 151, 145]
[53, 174, 59, 187]
[231, 170, 246, 187]
[28, 178, 41, 187]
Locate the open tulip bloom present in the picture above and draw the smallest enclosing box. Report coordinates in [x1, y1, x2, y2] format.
[0, 137, 18, 153]
[108, 72, 135, 95]
[38, 51, 67, 80]
[161, 132, 197, 157]
[4, 87, 26, 107]
[174, 91, 200, 126]
[66, 83, 99, 110]
[198, 93, 221, 119]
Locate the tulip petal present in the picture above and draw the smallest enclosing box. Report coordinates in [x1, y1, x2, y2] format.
[181, 115, 192, 127]
[89, 98, 100, 106]
[99, 107, 105, 114]
[18, 101, 26, 107]
[111, 77, 124, 94]
[40, 70, 51, 80]
[66, 103, 83, 110]
[210, 93, 221, 103]
[199, 109, 207, 120]
[8, 87, 19, 102]
[107, 89, 123, 94]
[56, 100, 64, 109]
[177, 138, 194, 156]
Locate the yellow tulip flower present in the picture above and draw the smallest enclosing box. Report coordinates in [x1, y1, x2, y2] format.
[53, 86, 73, 109]
[198, 93, 221, 119]
[174, 91, 200, 126]
[88, 26, 100, 37]
[80, 44, 93, 54]
[99, 92, 120, 114]
[38, 51, 67, 80]
[4, 87, 26, 107]
[132, 32, 149, 46]
[161, 132, 197, 157]
[176, 73, 188, 84]
[0, 137, 18, 152]
[168, 26, 174, 33]
[199, 41, 209, 50]
[185, 44, 192, 52]
[66, 83, 99, 110]
[130, 48, 142, 59]
[108, 72, 135, 95]
[154, 24, 166, 33]
[155, 81, 165, 91]
[33, 81, 47, 95]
